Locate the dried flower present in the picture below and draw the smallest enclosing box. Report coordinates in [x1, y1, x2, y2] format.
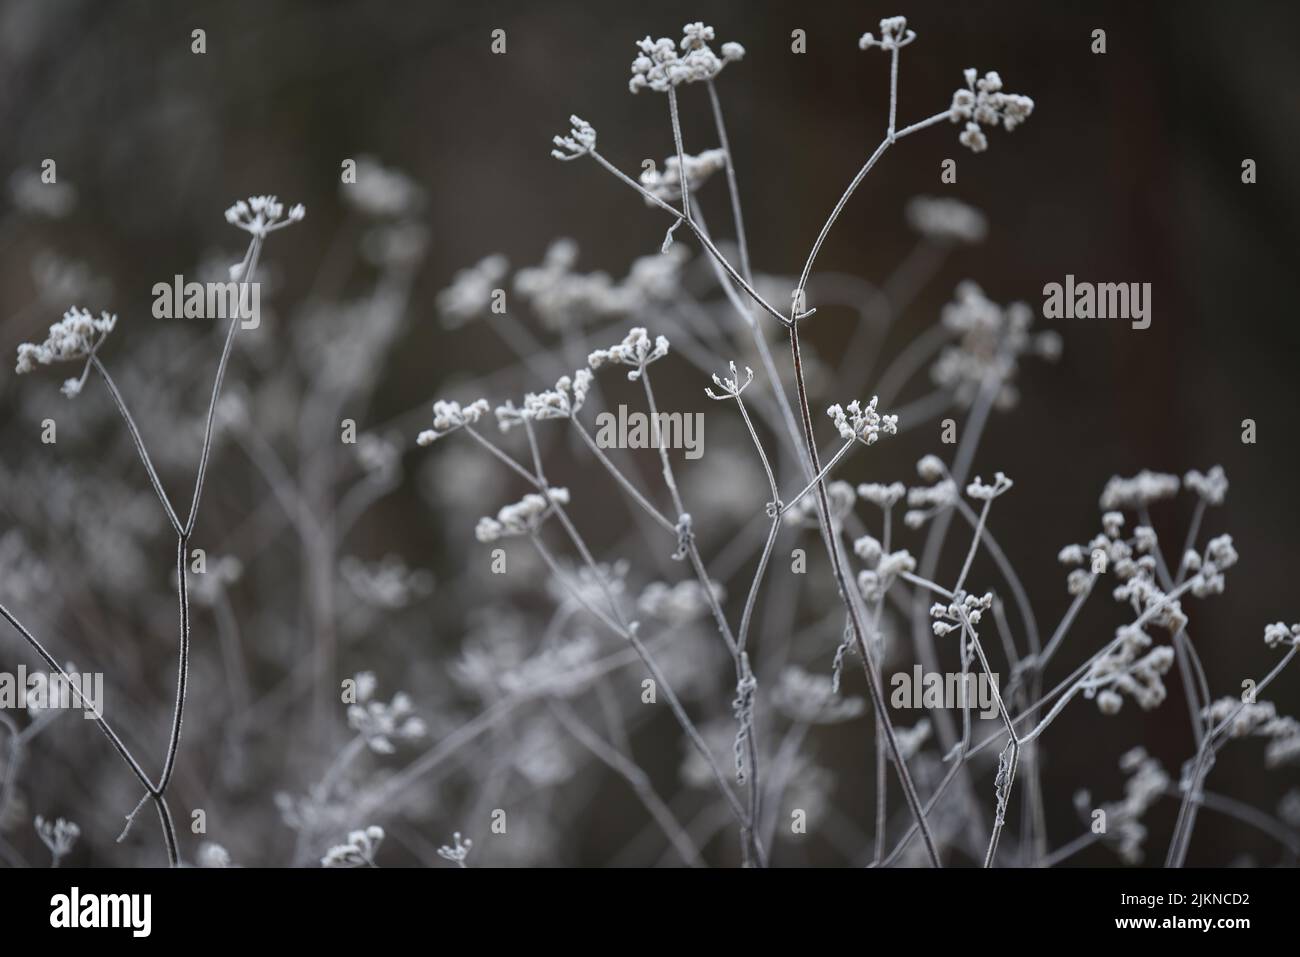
[1184, 465, 1228, 506]
[588, 327, 670, 381]
[1099, 470, 1180, 511]
[341, 156, 424, 217]
[930, 591, 993, 637]
[15, 307, 117, 388]
[628, 25, 744, 94]
[640, 149, 728, 203]
[437, 254, 509, 328]
[437, 831, 474, 867]
[1084, 627, 1175, 713]
[34, 815, 80, 866]
[773, 665, 866, 724]
[827, 397, 898, 445]
[949, 69, 1034, 153]
[346, 675, 426, 753]
[499, 634, 600, 698]
[551, 116, 597, 161]
[416, 398, 490, 445]
[857, 548, 917, 603]
[321, 826, 384, 867]
[784, 480, 857, 527]
[966, 471, 1014, 501]
[905, 195, 987, 244]
[638, 580, 724, 625]
[475, 488, 571, 542]
[931, 281, 1055, 409]
[1265, 622, 1300, 649]
[859, 16, 916, 52]
[224, 194, 305, 237]
[196, 842, 233, 868]
[494, 371, 594, 431]
[917, 454, 947, 482]
[857, 481, 906, 509]
[340, 555, 433, 609]
[705, 361, 754, 400]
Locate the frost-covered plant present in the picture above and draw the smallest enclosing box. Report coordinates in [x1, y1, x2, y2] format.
[3, 194, 305, 866]
[5, 12, 1292, 874]
[34, 815, 80, 867]
[321, 825, 385, 868]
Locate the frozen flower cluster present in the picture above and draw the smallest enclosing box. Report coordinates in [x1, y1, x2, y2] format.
[545, 560, 630, 615]
[826, 397, 898, 445]
[785, 480, 857, 528]
[638, 579, 723, 625]
[1183, 534, 1239, 598]
[495, 371, 594, 431]
[416, 398, 490, 445]
[1184, 465, 1228, 506]
[966, 471, 1014, 501]
[341, 155, 425, 217]
[1204, 698, 1300, 767]
[930, 590, 993, 637]
[857, 481, 906, 509]
[588, 327, 670, 381]
[628, 24, 744, 94]
[346, 673, 427, 753]
[858, 16, 916, 51]
[931, 281, 1059, 409]
[30, 251, 111, 306]
[499, 634, 599, 698]
[340, 555, 434, 609]
[551, 115, 597, 161]
[321, 825, 384, 868]
[1076, 748, 1169, 863]
[1086, 626, 1175, 714]
[437, 832, 473, 867]
[15, 307, 117, 385]
[905, 196, 987, 244]
[949, 69, 1034, 153]
[224, 194, 305, 237]
[188, 555, 244, 607]
[905, 459, 958, 528]
[511, 240, 688, 331]
[1061, 508, 1195, 627]
[8, 169, 76, 218]
[1264, 621, 1300, 650]
[475, 488, 571, 542]
[705, 361, 754, 400]
[854, 535, 916, 603]
[639, 149, 728, 203]
[773, 665, 866, 724]
[34, 815, 80, 865]
[196, 842, 233, 868]
[1099, 469, 1181, 511]
[436, 253, 509, 328]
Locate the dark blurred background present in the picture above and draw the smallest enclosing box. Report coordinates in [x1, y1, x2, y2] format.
[1, 0, 1297, 867]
